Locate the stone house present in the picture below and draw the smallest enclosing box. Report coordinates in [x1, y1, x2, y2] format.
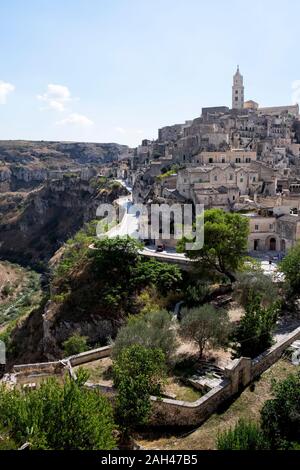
[246, 212, 300, 252]
[193, 150, 257, 165]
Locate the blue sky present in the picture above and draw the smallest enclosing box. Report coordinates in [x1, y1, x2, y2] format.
[0, 0, 299, 147]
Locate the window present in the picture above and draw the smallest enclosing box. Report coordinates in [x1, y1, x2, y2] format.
[221, 158, 225, 163]
[209, 158, 213, 163]
[240, 178, 244, 182]
[236, 158, 241, 163]
[229, 174, 233, 180]
[236, 90, 238, 94]
[269, 224, 273, 230]
[235, 97, 238, 102]
[246, 157, 251, 163]
[214, 176, 218, 181]
[253, 176, 256, 182]
[232, 195, 235, 200]
[255, 224, 259, 231]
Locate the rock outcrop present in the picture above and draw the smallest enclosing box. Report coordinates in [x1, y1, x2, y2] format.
[0, 176, 128, 268]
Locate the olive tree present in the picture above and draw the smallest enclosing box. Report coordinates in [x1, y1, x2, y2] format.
[180, 304, 230, 358]
[112, 310, 177, 363]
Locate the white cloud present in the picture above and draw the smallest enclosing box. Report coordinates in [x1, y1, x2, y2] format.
[0, 81, 15, 104]
[115, 127, 126, 135]
[292, 80, 300, 105]
[37, 84, 72, 111]
[56, 113, 94, 127]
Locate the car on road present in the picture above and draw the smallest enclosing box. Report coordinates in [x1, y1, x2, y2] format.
[156, 243, 165, 252]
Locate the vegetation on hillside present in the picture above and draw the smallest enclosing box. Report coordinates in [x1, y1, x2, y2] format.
[113, 344, 166, 445]
[0, 263, 41, 353]
[180, 305, 231, 358]
[217, 370, 300, 450]
[0, 370, 116, 450]
[178, 208, 249, 283]
[112, 310, 177, 363]
[51, 235, 182, 328]
[232, 294, 279, 359]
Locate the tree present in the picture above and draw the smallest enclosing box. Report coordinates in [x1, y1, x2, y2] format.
[0, 370, 116, 450]
[217, 419, 268, 450]
[183, 282, 210, 308]
[180, 305, 230, 358]
[112, 310, 177, 363]
[235, 270, 279, 308]
[179, 209, 249, 283]
[136, 259, 182, 294]
[261, 372, 300, 449]
[63, 333, 88, 356]
[232, 294, 278, 359]
[113, 345, 166, 443]
[280, 243, 300, 296]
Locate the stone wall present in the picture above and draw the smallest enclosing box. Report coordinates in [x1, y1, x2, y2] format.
[252, 327, 300, 378]
[3, 327, 300, 427]
[148, 326, 300, 427]
[150, 380, 232, 427]
[67, 345, 112, 367]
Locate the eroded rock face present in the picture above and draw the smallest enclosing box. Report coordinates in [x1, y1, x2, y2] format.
[0, 177, 128, 268]
[0, 140, 130, 267]
[0, 140, 130, 191]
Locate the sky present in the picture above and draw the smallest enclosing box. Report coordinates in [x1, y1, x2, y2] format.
[0, 0, 300, 147]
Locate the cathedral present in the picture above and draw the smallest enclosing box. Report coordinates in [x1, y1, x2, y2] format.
[232, 65, 244, 109]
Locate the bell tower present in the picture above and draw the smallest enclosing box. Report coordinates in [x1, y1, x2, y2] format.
[232, 65, 244, 110]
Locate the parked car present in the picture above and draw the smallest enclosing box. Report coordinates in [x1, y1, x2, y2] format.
[156, 244, 165, 252]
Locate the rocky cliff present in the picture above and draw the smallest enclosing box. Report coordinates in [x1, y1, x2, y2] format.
[0, 176, 128, 268]
[0, 140, 130, 191]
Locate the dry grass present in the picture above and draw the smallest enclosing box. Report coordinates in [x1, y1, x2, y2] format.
[136, 359, 299, 450]
[74, 357, 113, 385]
[164, 377, 203, 402]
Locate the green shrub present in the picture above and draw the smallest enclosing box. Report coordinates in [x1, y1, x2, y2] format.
[112, 310, 177, 363]
[217, 419, 268, 450]
[0, 370, 116, 450]
[232, 294, 278, 359]
[63, 333, 88, 356]
[113, 345, 166, 435]
[261, 372, 300, 449]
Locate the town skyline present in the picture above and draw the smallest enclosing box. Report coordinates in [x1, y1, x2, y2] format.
[0, 0, 300, 146]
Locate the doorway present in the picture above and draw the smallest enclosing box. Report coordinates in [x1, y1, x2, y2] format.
[269, 238, 277, 251]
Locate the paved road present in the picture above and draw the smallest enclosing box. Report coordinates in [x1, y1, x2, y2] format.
[105, 180, 190, 263]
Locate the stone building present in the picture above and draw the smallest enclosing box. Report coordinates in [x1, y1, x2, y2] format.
[193, 149, 257, 165]
[246, 212, 300, 253]
[232, 66, 244, 110]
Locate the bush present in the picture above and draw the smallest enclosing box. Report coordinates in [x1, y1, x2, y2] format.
[183, 282, 210, 308]
[112, 310, 177, 363]
[235, 270, 278, 307]
[0, 370, 116, 450]
[232, 294, 278, 359]
[113, 345, 166, 434]
[217, 419, 268, 450]
[260, 372, 300, 449]
[180, 304, 230, 358]
[280, 243, 300, 297]
[63, 333, 88, 356]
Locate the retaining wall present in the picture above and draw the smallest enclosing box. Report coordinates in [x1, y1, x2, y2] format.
[148, 326, 300, 427]
[252, 326, 300, 378]
[67, 345, 112, 366]
[4, 327, 300, 427]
